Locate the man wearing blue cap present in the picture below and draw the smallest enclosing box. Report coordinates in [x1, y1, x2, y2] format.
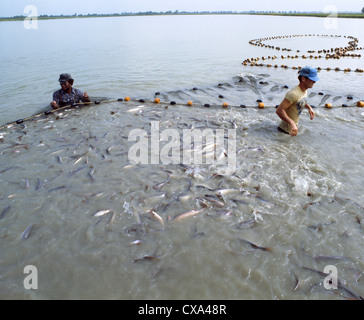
[276, 66, 319, 136]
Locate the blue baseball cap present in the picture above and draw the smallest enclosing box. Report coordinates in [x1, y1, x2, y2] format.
[299, 67, 319, 82]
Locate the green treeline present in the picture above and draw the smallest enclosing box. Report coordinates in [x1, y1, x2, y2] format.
[1, 10, 364, 22]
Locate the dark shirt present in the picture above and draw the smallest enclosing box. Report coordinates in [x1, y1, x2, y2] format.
[53, 88, 86, 106]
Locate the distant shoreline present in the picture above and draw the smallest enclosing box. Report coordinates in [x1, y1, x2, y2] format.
[1, 11, 364, 22]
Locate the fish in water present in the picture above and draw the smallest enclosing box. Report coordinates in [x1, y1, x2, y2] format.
[148, 210, 165, 226]
[302, 266, 363, 300]
[88, 168, 96, 182]
[319, 94, 331, 105]
[270, 84, 280, 92]
[21, 224, 35, 240]
[69, 165, 88, 176]
[333, 96, 342, 102]
[334, 195, 364, 211]
[35, 178, 43, 190]
[215, 188, 241, 197]
[153, 175, 171, 191]
[133, 255, 159, 263]
[127, 106, 145, 113]
[129, 240, 142, 246]
[0, 166, 22, 174]
[172, 208, 205, 222]
[312, 255, 347, 263]
[309, 92, 316, 98]
[236, 219, 256, 230]
[48, 186, 67, 193]
[239, 238, 272, 252]
[302, 266, 346, 286]
[93, 209, 112, 217]
[293, 272, 300, 291]
[200, 195, 225, 208]
[0, 205, 11, 220]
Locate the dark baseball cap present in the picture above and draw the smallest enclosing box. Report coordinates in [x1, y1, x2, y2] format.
[299, 67, 320, 82]
[59, 73, 74, 82]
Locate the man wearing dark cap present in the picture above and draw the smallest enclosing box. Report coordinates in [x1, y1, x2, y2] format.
[51, 73, 90, 109]
[276, 66, 319, 136]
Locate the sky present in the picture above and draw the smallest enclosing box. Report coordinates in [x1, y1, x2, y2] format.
[0, 0, 362, 17]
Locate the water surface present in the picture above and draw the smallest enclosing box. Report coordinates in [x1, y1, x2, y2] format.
[0, 14, 363, 300]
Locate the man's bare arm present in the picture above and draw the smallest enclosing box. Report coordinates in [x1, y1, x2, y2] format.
[276, 98, 298, 136]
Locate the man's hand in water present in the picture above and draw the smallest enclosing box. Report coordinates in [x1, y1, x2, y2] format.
[290, 123, 298, 136]
[83, 92, 90, 102]
[51, 100, 59, 109]
[306, 104, 315, 120]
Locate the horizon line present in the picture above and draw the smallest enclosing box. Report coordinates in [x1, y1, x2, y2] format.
[1, 10, 364, 20]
